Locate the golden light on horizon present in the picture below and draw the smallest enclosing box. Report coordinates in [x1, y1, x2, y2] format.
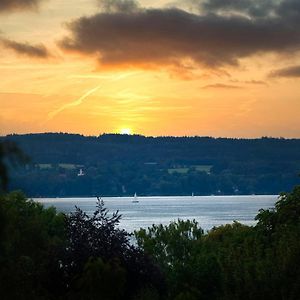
[0, 0, 300, 138]
[120, 128, 132, 135]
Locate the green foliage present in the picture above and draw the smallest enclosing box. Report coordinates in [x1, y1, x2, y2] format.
[0, 193, 165, 300]
[136, 185, 300, 299]
[58, 198, 165, 299]
[4, 133, 300, 196]
[256, 185, 300, 231]
[136, 220, 203, 270]
[135, 220, 221, 299]
[1, 179, 300, 299]
[253, 186, 300, 299]
[75, 257, 126, 300]
[0, 191, 65, 299]
[0, 141, 29, 192]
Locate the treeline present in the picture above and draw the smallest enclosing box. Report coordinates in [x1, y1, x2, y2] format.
[136, 186, 300, 299]
[1, 186, 300, 299]
[2, 133, 300, 196]
[0, 192, 165, 299]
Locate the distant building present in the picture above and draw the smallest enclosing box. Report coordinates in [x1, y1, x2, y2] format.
[77, 169, 85, 176]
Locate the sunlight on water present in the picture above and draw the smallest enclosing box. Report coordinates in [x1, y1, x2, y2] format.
[36, 195, 277, 233]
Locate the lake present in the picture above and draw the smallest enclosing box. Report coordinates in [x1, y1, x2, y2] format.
[36, 195, 277, 232]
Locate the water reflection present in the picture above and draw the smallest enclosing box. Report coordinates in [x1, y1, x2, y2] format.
[36, 195, 277, 232]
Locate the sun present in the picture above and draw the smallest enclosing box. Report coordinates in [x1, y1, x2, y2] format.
[120, 128, 132, 135]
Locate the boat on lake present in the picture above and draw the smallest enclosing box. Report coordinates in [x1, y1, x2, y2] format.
[132, 192, 139, 203]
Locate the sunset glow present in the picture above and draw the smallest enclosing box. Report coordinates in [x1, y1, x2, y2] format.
[1, 0, 300, 137]
[120, 128, 132, 135]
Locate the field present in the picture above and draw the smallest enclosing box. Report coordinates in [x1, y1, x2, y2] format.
[37, 164, 84, 170]
[168, 165, 212, 174]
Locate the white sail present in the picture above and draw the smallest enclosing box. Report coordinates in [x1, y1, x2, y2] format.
[132, 192, 139, 203]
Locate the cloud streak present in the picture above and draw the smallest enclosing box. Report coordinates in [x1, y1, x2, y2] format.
[202, 83, 242, 89]
[47, 85, 101, 121]
[0, 0, 45, 13]
[59, 0, 300, 70]
[1, 38, 50, 58]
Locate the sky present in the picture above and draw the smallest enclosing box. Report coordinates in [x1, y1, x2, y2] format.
[0, 0, 300, 137]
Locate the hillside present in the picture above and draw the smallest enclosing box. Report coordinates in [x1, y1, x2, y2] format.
[3, 133, 300, 197]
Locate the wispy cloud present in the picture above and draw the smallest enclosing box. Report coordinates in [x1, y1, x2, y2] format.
[1, 38, 50, 58]
[46, 71, 138, 122]
[68, 71, 140, 80]
[202, 83, 243, 89]
[230, 79, 267, 86]
[47, 85, 101, 121]
[0, 0, 45, 13]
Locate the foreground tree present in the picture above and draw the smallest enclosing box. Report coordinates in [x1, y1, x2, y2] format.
[60, 198, 166, 300]
[0, 193, 166, 300]
[135, 220, 221, 300]
[253, 186, 300, 299]
[0, 141, 29, 192]
[136, 185, 300, 300]
[0, 191, 65, 300]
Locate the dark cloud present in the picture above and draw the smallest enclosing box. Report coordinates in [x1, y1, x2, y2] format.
[270, 65, 300, 78]
[1, 38, 50, 58]
[59, 1, 300, 70]
[199, 0, 276, 18]
[202, 83, 243, 89]
[192, 0, 300, 20]
[276, 0, 300, 20]
[97, 0, 140, 13]
[0, 0, 44, 12]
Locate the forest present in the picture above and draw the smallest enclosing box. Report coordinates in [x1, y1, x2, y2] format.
[0, 139, 300, 299]
[2, 133, 300, 196]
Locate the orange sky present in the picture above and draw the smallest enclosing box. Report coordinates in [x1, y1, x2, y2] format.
[1, 0, 300, 137]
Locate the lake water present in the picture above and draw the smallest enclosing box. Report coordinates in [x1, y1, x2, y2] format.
[36, 195, 277, 233]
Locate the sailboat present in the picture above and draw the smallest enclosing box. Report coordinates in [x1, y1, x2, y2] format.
[132, 192, 139, 203]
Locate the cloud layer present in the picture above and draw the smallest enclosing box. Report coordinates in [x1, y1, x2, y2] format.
[270, 65, 300, 78]
[0, 0, 44, 12]
[59, 0, 300, 70]
[1, 38, 50, 58]
[97, 0, 140, 13]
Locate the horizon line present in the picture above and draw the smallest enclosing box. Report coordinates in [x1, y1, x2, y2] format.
[2, 131, 299, 140]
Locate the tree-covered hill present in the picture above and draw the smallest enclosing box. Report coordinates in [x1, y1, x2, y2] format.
[2, 133, 300, 197]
